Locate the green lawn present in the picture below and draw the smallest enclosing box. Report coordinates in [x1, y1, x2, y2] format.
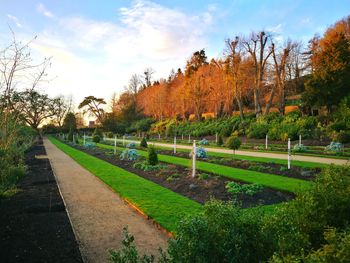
[49, 137, 202, 232]
[96, 142, 312, 193]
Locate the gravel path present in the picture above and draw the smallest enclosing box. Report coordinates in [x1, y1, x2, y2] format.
[43, 138, 168, 263]
[110, 138, 349, 165]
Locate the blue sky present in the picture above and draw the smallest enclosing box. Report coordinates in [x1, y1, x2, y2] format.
[1, 0, 349, 104]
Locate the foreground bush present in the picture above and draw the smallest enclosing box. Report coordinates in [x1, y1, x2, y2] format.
[148, 147, 158, 165]
[109, 165, 350, 262]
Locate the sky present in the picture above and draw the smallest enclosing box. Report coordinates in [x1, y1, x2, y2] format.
[1, 0, 349, 105]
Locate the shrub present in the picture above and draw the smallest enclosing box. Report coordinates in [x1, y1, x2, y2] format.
[68, 128, 74, 142]
[217, 135, 223, 146]
[147, 147, 158, 165]
[226, 135, 241, 155]
[126, 142, 136, 149]
[247, 122, 269, 139]
[336, 131, 350, 144]
[140, 137, 148, 148]
[92, 135, 100, 143]
[133, 161, 165, 171]
[190, 147, 208, 158]
[74, 135, 79, 144]
[120, 149, 139, 161]
[93, 128, 103, 139]
[293, 143, 308, 153]
[325, 142, 342, 153]
[248, 165, 267, 172]
[106, 132, 114, 138]
[84, 142, 96, 149]
[198, 139, 209, 145]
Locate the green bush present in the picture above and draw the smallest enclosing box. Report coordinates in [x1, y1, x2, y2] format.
[68, 128, 74, 142]
[217, 135, 223, 146]
[226, 181, 264, 196]
[148, 147, 158, 165]
[106, 132, 114, 138]
[247, 122, 269, 139]
[92, 135, 100, 143]
[336, 131, 350, 144]
[93, 128, 103, 139]
[120, 149, 139, 161]
[226, 135, 241, 154]
[140, 137, 148, 148]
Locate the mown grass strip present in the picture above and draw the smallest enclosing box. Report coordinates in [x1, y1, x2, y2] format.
[97, 142, 312, 193]
[49, 137, 202, 233]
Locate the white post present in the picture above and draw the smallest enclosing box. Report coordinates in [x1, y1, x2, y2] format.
[265, 134, 268, 150]
[188, 134, 191, 143]
[216, 133, 218, 144]
[114, 136, 117, 155]
[299, 134, 302, 146]
[123, 135, 125, 146]
[174, 136, 177, 154]
[83, 133, 86, 145]
[192, 140, 196, 178]
[288, 138, 291, 169]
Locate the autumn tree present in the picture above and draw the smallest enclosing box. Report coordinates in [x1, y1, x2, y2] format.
[78, 96, 106, 124]
[303, 16, 350, 112]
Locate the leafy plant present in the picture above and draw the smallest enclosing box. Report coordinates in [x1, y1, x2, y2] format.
[248, 165, 268, 172]
[133, 161, 165, 172]
[120, 149, 139, 161]
[190, 147, 208, 158]
[92, 135, 101, 143]
[198, 139, 209, 145]
[325, 142, 342, 153]
[293, 143, 308, 153]
[226, 135, 241, 155]
[225, 181, 264, 196]
[217, 135, 223, 146]
[126, 142, 136, 149]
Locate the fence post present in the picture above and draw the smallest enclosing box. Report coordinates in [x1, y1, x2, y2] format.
[288, 138, 291, 169]
[188, 134, 191, 143]
[299, 134, 302, 146]
[83, 133, 86, 145]
[174, 136, 177, 154]
[265, 134, 268, 150]
[192, 140, 196, 178]
[114, 136, 117, 155]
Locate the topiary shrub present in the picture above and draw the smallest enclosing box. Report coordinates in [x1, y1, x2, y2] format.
[120, 149, 139, 161]
[226, 135, 241, 155]
[147, 147, 158, 165]
[92, 135, 100, 143]
[140, 137, 148, 148]
[217, 135, 223, 146]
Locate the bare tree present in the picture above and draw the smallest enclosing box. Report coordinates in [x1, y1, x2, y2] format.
[242, 31, 273, 116]
[52, 95, 73, 127]
[143, 67, 155, 88]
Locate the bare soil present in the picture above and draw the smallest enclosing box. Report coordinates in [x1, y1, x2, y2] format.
[0, 139, 82, 263]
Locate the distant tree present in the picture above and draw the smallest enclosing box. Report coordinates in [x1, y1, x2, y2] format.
[78, 96, 106, 123]
[52, 95, 73, 128]
[303, 16, 350, 113]
[62, 112, 76, 133]
[143, 67, 155, 88]
[12, 89, 56, 130]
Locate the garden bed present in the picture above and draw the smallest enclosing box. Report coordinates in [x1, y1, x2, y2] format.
[73, 143, 294, 208]
[154, 149, 319, 181]
[0, 139, 82, 263]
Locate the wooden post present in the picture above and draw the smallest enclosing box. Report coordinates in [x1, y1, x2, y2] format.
[174, 136, 177, 154]
[192, 140, 196, 178]
[265, 134, 268, 150]
[288, 138, 291, 169]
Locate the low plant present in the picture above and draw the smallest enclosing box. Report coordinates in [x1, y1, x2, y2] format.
[226, 135, 241, 155]
[325, 142, 343, 153]
[167, 173, 181, 182]
[120, 149, 139, 161]
[190, 147, 208, 158]
[148, 147, 158, 165]
[126, 142, 136, 148]
[199, 173, 209, 180]
[225, 181, 264, 196]
[84, 142, 96, 149]
[198, 139, 209, 145]
[133, 161, 165, 172]
[248, 165, 267, 172]
[293, 143, 308, 153]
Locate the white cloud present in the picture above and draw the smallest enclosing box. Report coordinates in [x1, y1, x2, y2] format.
[267, 23, 283, 34]
[26, 0, 215, 104]
[6, 14, 22, 28]
[37, 3, 54, 18]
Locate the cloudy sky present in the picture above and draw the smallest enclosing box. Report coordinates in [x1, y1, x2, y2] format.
[1, 0, 349, 104]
